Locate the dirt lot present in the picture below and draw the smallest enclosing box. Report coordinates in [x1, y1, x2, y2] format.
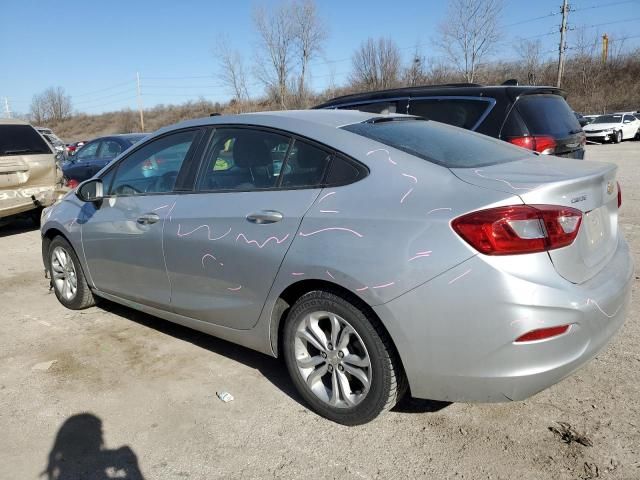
[1, 143, 639, 480]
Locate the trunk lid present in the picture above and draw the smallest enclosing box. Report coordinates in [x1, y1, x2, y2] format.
[451, 156, 619, 283]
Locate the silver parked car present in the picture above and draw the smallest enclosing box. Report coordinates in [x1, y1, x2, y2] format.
[41, 110, 633, 425]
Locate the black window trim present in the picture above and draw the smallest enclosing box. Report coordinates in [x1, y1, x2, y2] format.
[97, 127, 205, 198]
[321, 95, 496, 132]
[191, 123, 369, 195]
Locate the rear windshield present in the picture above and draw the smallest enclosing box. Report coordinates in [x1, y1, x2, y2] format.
[342, 119, 529, 168]
[0, 124, 52, 156]
[514, 94, 582, 137]
[593, 114, 622, 124]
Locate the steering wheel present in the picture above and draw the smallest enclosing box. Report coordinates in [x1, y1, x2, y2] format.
[113, 184, 142, 195]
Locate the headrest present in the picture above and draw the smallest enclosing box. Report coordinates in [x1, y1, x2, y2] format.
[294, 142, 330, 169]
[233, 133, 272, 168]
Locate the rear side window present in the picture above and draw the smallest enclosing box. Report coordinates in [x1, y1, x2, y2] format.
[342, 119, 529, 168]
[511, 94, 581, 137]
[408, 98, 491, 130]
[280, 140, 331, 188]
[0, 125, 51, 156]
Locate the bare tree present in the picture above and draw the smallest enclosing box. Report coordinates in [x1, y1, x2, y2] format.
[435, 0, 503, 83]
[516, 39, 542, 85]
[215, 35, 250, 105]
[292, 0, 327, 106]
[350, 37, 401, 90]
[30, 87, 72, 124]
[253, 3, 297, 108]
[404, 47, 427, 86]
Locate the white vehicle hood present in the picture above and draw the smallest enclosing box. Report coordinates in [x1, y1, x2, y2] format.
[584, 122, 620, 131]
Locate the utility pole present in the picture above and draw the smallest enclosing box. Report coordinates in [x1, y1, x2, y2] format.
[3, 97, 11, 118]
[602, 34, 609, 63]
[556, 0, 569, 88]
[136, 72, 145, 132]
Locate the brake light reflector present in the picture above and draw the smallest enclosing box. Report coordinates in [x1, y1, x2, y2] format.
[515, 325, 570, 342]
[451, 205, 582, 255]
[507, 135, 557, 154]
[617, 181, 622, 208]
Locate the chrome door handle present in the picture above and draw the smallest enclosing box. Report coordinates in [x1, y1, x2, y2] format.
[137, 213, 160, 225]
[246, 210, 283, 224]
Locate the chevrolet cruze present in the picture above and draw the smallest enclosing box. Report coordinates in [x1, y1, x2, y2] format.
[41, 110, 633, 425]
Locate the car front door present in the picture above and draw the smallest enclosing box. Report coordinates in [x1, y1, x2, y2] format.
[163, 127, 331, 329]
[80, 129, 202, 309]
[622, 115, 637, 139]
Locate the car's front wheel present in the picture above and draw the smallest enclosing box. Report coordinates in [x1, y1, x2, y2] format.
[49, 236, 95, 310]
[283, 290, 406, 425]
[613, 130, 622, 143]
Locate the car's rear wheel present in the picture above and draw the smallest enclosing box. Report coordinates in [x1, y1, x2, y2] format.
[49, 236, 95, 310]
[614, 130, 622, 143]
[283, 290, 406, 425]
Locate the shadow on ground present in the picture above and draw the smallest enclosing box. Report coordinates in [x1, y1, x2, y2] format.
[97, 298, 451, 416]
[43, 413, 145, 480]
[0, 215, 38, 238]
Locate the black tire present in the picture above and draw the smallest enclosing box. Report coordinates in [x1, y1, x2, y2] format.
[29, 207, 43, 227]
[48, 236, 95, 310]
[283, 289, 406, 425]
[613, 130, 622, 144]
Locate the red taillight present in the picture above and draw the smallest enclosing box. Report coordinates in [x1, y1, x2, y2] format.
[617, 181, 622, 208]
[515, 325, 571, 343]
[452, 205, 582, 255]
[66, 178, 79, 189]
[507, 135, 557, 154]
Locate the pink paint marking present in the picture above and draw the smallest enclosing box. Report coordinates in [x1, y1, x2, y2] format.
[177, 224, 232, 241]
[474, 169, 534, 191]
[408, 251, 432, 262]
[201, 253, 217, 268]
[299, 227, 363, 238]
[326, 271, 335, 280]
[402, 173, 418, 183]
[427, 207, 453, 215]
[318, 191, 336, 203]
[587, 298, 622, 319]
[356, 286, 369, 292]
[236, 233, 290, 248]
[448, 268, 472, 285]
[400, 188, 414, 204]
[319, 210, 340, 214]
[291, 272, 305, 276]
[227, 285, 242, 291]
[153, 204, 170, 211]
[366, 148, 397, 165]
[166, 202, 176, 222]
[372, 282, 395, 289]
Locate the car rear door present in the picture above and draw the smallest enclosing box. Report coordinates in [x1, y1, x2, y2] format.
[163, 127, 331, 329]
[81, 129, 203, 309]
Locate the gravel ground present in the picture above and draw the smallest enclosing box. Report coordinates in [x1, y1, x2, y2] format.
[1, 143, 639, 480]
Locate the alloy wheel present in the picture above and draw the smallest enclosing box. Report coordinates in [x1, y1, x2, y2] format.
[51, 246, 78, 301]
[294, 311, 372, 408]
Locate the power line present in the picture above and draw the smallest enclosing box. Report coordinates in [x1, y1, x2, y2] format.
[504, 12, 558, 28]
[72, 80, 134, 98]
[72, 88, 137, 105]
[572, 0, 637, 12]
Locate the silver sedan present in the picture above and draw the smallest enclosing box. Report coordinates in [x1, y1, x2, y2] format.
[41, 110, 633, 425]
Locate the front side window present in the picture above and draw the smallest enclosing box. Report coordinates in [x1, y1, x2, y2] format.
[408, 98, 491, 130]
[98, 140, 122, 159]
[109, 130, 197, 196]
[75, 142, 100, 162]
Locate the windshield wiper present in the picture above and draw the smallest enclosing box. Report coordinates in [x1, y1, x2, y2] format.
[1, 149, 34, 155]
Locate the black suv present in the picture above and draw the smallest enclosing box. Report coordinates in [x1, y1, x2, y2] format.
[314, 83, 586, 159]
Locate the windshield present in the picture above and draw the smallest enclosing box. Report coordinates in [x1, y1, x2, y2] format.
[593, 115, 622, 124]
[342, 118, 529, 168]
[0, 124, 52, 156]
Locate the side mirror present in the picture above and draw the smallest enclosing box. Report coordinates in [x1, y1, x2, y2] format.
[76, 179, 104, 202]
[624, 120, 631, 124]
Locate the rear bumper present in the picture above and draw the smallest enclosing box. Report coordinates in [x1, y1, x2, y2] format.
[0, 185, 66, 218]
[374, 236, 633, 402]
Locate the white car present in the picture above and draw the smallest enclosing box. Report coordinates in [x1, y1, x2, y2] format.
[583, 113, 640, 143]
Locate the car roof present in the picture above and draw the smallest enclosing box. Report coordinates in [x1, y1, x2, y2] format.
[156, 109, 401, 135]
[314, 84, 566, 109]
[0, 118, 30, 126]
